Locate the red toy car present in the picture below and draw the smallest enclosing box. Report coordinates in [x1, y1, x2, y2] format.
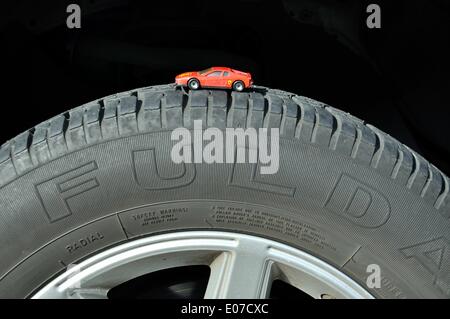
[175, 67, 253, 92]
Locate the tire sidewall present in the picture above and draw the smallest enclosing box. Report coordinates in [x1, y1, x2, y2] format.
[0, 129, 447, 298]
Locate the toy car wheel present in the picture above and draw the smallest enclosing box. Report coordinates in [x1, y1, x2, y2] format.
[188, 78, 200, 90]
[232, 80, 245, 92]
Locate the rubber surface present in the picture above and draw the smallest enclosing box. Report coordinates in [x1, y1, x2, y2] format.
[0, 84, 449, 298]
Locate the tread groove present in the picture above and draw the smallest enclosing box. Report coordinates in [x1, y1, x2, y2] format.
[351, 126, 362, 159]
[407, 151, 419, 189]
[370, 130, 382, 169]
[435, 176, 449, 209]
[328, 114, 339, 150]
[421, 165, 433, 198]
[391, 148, 403, 179]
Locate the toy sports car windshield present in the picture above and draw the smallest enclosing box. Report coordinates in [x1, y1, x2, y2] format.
[175, 67, 253, 91]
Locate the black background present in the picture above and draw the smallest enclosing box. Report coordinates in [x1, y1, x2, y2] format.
[1, 0, 449, 174]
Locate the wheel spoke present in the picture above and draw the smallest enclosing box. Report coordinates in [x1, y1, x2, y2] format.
[204, 239, 273, 299]
[68, 288, 109, 299]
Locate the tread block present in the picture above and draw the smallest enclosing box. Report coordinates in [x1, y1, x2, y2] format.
[68, 108, 83, 129]
[228, 93, 248, 128]
[208, 91, 227, 128]
[83, 103, 102, 144]
[139, 91, 163, 110]
[294, 97, 315, 142]
[188, 90, 208, 108]
[83, 103, 100, 124]
[66, 109, 86, 150]
[423, 165, 445, 204]
[103, 99, 118, 119]
[185, 90, 208, 128]
[11, 133, 33, 174]
[31, 123, 48, 145]
[210, 91, 228, 108]
[408, 152, 430, 194]
[281, 98, 299, 138]
[333, 116, 356, 155]
[231, 92, 248, 109]
[30, 124, 51, 164]
[352, 125, 376, 165]
[367, 126, 399, 176]
[102, 99, 120, 139]
[247, 93, 265, 129]
[48, 115, 66, 138]
[165, 91, 183, 109]
[264, 94, 282, 128]
[313, 107, 334, 146]
[283, 99, 298, 118]
[267, 94, 283, 114]
[118, 96, 137, 115]
[394, 146, 415, 185]
[12, 132, 29, 155]
[0, 142, 11, 164]
[162, 91, 183, 128]
[0, 157, 17, 185]
[30, 139, 51, 165]
[47, 115, 68, 156]
[118, 96, 138, 135]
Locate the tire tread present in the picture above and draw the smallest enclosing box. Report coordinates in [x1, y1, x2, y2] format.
[0, 84, 448, 217]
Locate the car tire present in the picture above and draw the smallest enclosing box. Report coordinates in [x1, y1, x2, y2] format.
[232, 80, 245, 92]
[188, 78, 200, 90]
[0, 84, 449, 298]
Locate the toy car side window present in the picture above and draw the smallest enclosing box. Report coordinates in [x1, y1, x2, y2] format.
[223, 71, 229, 76]
[207, 71, 222, 77]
